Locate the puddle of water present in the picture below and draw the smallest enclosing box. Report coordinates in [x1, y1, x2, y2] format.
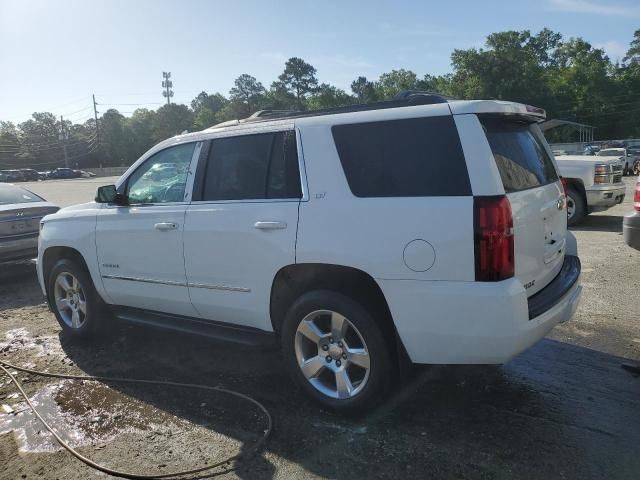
[0, 379, 197, 453]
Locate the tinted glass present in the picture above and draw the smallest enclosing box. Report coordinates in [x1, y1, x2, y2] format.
[202, 131, 301, 201]
[126, 143, 195, 204]
[0, 185, 44, 205]
[331, 116, 471, 197]
[481, 118, 558, 193]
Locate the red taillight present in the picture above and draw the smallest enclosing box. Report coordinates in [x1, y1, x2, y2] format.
[634, 180, 640, 212]
[560, 176, 568, 196]
[474, 196, 514, 281]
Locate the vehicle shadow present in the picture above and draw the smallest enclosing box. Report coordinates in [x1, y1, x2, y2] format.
[57, 323, 640, 480]
[571, 214, 624, 233]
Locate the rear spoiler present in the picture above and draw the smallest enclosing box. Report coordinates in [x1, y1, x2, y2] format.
[448, 100, 546, 122]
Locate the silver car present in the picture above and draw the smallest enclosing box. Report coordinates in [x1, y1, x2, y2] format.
[0, 183, 59, 262]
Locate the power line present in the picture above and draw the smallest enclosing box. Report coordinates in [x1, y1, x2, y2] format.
[97, 102, 163, 106]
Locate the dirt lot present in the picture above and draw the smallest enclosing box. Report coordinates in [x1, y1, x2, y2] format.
[1, 177, 639, 479]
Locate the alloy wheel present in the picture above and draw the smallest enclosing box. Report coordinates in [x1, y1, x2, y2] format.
[53, 272, 87, 329]
[294, 309, 371, 399]
[566, 195, 575, 221]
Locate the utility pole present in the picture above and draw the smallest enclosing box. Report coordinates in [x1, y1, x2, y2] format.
[162, 72, 174, 105]
[59, 115, 69, 168]
[92, 94, 102, 168]
[92, 94, 100, 145]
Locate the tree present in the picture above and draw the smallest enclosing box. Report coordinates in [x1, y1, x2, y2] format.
[100, 109, 130, 166]
[152, 104, 194, 143]
[307, 84, 353, 110]
[127, 108, 157, 159]
[18, 112, 63, 169]
[191, 91, 228, 129]
[351, 76, 378, 103]
[229, 74, 266, 116]
[0, 121, 21, 169]
[375, 69, 419, 99]
[449, 30, 560, 104]
[623, 29, 640, 65]
[277, 57, 319, 109]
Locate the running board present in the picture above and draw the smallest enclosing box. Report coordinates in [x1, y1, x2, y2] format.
[114, 307, 275, 346]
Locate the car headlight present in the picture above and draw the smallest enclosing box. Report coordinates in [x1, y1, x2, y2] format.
[594, 164, 610, 174]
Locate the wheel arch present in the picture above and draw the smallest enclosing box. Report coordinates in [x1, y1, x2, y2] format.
[270, 263, 408, 366]
[42, 246, 93, 301]
[563, 177, 587, 205]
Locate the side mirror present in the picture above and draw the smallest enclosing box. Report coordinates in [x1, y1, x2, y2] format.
[95, 185, 126, 204]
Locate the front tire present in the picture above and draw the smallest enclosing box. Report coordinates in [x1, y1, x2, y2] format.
[566, 187, 586, 226]
[47, 258, 103, 339]
[281, 290, 392, 413]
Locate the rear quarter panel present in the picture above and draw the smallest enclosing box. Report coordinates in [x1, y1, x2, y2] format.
[295, 121, 475, 281]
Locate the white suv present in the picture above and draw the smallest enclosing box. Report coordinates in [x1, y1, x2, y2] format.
[37, 93, 582, 412]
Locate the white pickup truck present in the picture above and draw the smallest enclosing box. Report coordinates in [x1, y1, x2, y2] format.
[555, 155, 626, 225]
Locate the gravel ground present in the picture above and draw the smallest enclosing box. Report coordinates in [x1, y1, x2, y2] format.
[0, 177, 638, 480]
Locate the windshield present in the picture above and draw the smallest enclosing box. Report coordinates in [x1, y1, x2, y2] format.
[0, 185, 44, 205]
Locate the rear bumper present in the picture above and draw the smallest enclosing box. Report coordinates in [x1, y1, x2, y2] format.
[586, 184, 626, 211]
[0, 234, 38, 262]
[623, 212, 640, 251]
[378, 255, 582, 365]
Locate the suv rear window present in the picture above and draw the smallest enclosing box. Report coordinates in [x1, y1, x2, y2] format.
[480, 118, 558, 193]
[331, 116, 471, 197]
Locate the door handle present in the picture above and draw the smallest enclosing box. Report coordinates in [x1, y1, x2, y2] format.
[254, 221, 287, 230]
[155, 222, 178, 231]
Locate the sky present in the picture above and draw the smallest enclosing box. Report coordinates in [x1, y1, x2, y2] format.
[0, 0, 639, 124]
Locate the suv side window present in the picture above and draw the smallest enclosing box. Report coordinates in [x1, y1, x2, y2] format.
[126, 143, 195, 204]
[332, 116, 471, 197]
[202, 131, 301, 201]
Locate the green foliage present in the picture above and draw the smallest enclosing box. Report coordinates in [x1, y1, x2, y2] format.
[375, 69, 419, 99]
[351, 76, 378, 103]
[277, 57, 319, 109]
[307, 84, 354, 110]
[3, 31, 640, 170]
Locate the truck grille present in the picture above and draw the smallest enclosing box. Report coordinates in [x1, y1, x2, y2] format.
[612, 165, 623, 183]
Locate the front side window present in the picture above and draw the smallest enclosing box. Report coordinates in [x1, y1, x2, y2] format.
[126, 143, 196, 204]
[202, 131, 301, 201]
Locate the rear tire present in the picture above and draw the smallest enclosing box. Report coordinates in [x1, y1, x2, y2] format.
[47, 258, 104, 339]
[281, 290, 392, 413]
[566, 187, 586, 226]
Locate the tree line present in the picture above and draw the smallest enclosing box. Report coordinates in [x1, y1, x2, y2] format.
[1, 28, 640, 170]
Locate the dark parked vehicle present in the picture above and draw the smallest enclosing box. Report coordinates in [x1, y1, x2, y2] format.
[46, 168, 83, 179]
[19, 168, 41, 181]
[0, 183, 59, 262]
[0, 170, 25, 182]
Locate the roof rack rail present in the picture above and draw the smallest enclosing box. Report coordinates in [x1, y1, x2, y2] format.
[248, 110, 302, 119]
[208, 90, 454, 129]
[392, 90, 454, 104]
